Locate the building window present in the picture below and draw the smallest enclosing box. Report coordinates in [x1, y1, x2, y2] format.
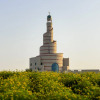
[30, 63, 32, 66]
[41, 63, 43, 65]
[35, 63, 36, 65]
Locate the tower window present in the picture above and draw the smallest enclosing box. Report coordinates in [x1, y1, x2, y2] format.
[35, 63, 36, 65]
[41, 63, 43, 65]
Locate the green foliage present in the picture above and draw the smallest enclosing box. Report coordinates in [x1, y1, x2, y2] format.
[0, 71, 14, 79]
[26, 68, 32, 72]
[0, 71, 100, 100]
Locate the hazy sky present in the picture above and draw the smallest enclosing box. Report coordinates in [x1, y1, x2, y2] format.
[0, 0, 100, 71]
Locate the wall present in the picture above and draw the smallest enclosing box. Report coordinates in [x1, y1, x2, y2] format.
[40, 53, 63, 71]
[30, 56, 44, 71]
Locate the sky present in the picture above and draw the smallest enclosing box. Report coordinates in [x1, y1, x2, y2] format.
[0, 0, 100, 71]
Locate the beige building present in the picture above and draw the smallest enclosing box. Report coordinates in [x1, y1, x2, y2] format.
[29, 14, 69, 72]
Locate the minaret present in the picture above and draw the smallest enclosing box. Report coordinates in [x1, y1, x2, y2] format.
[30, 13, 69, 72]
[40, 13, 57, 55]
[44, 13, 53, 43]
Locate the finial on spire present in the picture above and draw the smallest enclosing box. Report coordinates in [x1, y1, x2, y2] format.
[48, 12, 50, 15]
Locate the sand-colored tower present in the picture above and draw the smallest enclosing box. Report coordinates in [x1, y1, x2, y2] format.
[30, 14, 69, 72]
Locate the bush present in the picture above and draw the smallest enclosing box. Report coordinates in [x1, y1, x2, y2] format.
[0, 71, 99, 100]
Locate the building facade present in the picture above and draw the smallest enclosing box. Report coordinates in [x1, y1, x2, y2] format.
[29, 14, 69, 72]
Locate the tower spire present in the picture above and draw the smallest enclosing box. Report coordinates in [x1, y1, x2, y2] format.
[48, 12, 50, 15]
